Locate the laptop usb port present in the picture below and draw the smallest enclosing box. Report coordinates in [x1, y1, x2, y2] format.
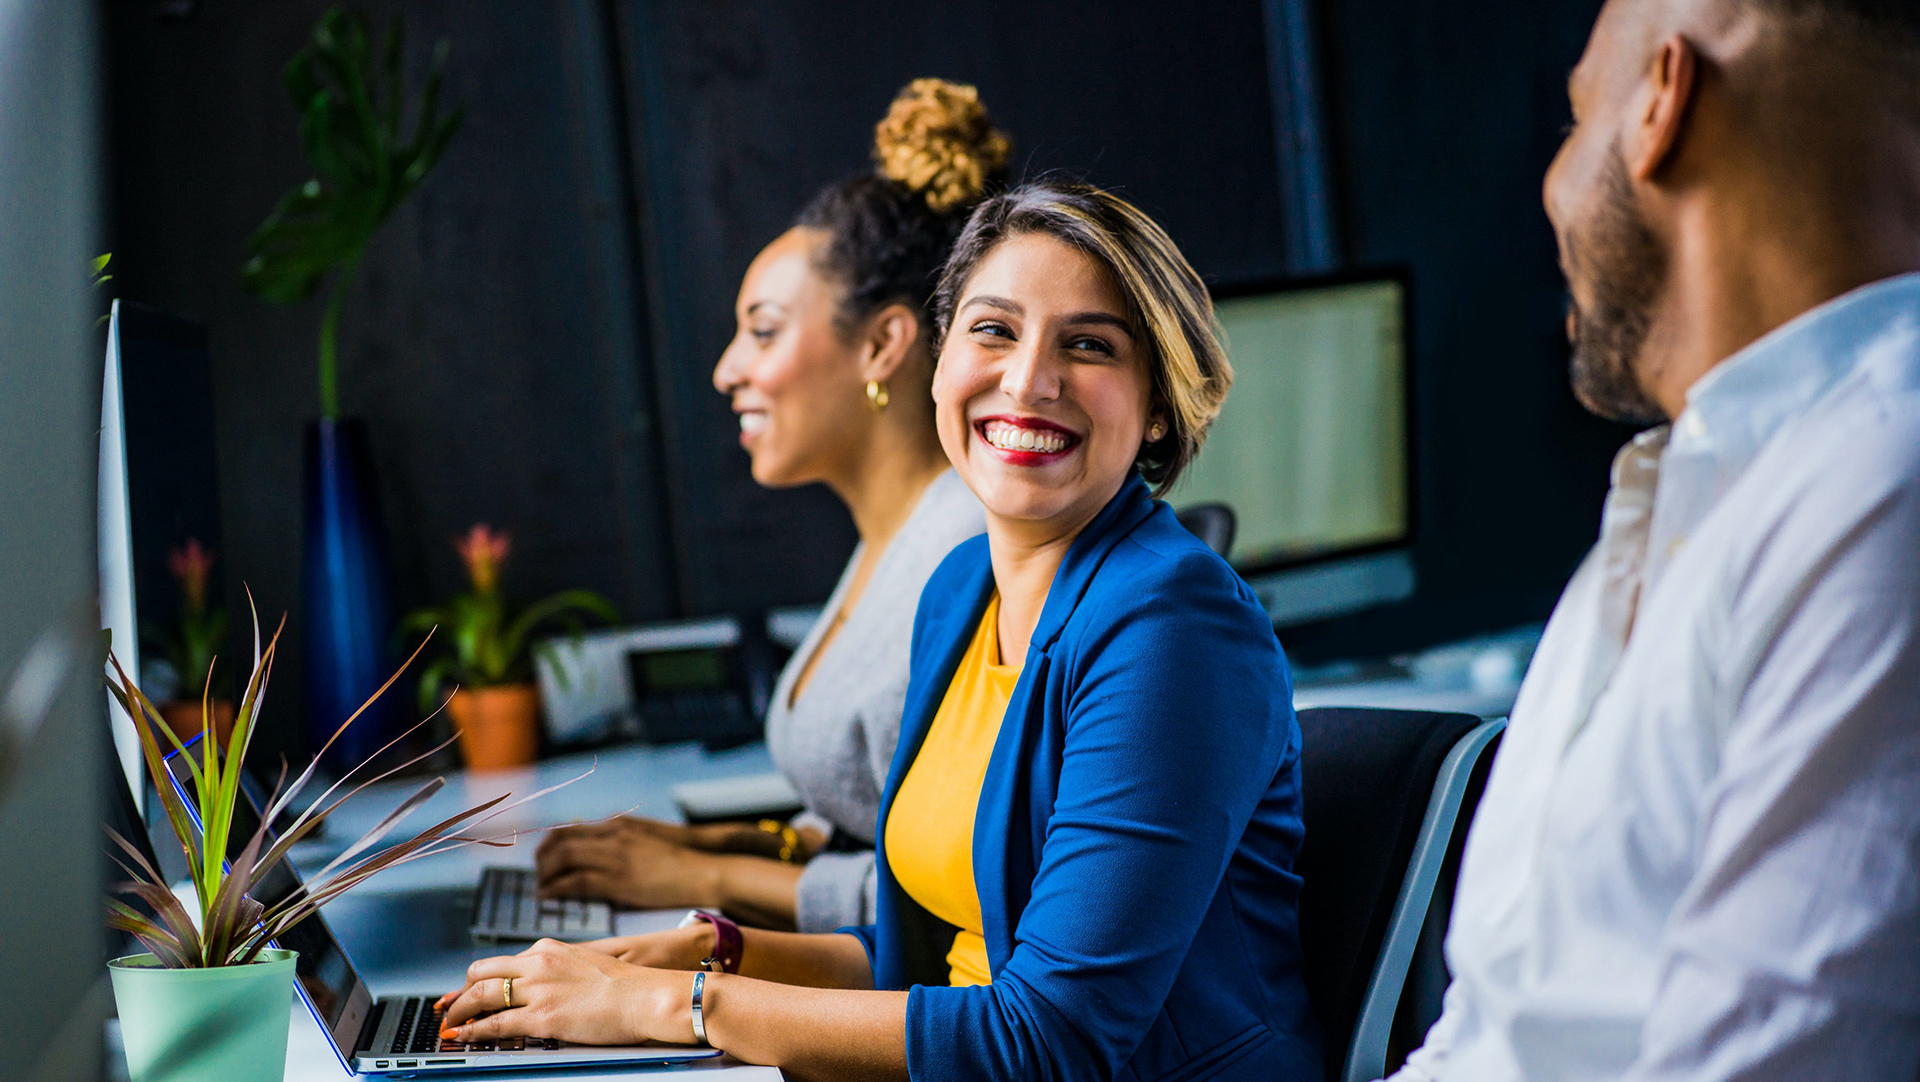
[396, 1060, 417, 1068]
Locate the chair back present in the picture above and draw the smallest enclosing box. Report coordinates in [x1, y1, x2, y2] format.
[1175, 502, 1236, 558]
[1294, 707, 1491, 1081]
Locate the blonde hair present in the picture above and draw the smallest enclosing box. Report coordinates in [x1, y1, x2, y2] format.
[873, 79, 1011, 213]
[932, 180, 1231, 495]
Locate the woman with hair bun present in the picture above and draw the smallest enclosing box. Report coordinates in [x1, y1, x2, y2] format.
[447, 179, 1322, 1082]
[534, 79, 1001, 934]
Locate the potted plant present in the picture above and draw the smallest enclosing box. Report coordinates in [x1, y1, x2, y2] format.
[143, 538, 234, 746]
[241, 6, 464, 769]
[400, 525, 618, 771]
[104, 601, 567, 1082]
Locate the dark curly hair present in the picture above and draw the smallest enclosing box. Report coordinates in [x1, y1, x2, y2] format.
[796, 79, 1010, 338]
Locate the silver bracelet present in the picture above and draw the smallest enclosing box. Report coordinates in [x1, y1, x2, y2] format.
[690, 971, 710, 1046]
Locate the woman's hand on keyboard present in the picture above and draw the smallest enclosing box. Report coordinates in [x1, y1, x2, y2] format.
[535, 817, 723, 910]
[436, 938, 701, 1047]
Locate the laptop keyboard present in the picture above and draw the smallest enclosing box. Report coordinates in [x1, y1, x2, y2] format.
[471, 866, 613, 943]
[385, 996, 562, 1055]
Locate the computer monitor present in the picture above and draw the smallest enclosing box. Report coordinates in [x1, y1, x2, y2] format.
[99, 299, 230, 799]
[1175, 269, 1415, 626]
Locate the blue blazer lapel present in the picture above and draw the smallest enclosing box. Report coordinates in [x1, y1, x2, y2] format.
[879, 549, 997, 814]
[871, 543, 994, 990]
[975, 475, 1160, 974]
[1029, 475, 1158, 652]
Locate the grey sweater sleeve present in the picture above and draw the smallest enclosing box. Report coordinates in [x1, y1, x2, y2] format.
[794, 850, 878, 933]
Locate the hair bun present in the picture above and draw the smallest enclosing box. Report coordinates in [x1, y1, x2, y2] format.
[873, 78, 1011, 213]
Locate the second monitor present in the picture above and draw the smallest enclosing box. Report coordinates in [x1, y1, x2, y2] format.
[1175, 269, 1415, 626]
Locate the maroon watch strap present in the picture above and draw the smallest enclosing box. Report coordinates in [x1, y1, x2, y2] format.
[693, 912, 743, 974]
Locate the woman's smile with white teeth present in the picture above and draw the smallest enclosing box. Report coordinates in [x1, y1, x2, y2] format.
[738, 410, 769, 435]
[981, 419, 1075, 454]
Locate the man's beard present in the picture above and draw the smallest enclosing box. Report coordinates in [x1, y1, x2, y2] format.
[1564, 146, 1669, 426]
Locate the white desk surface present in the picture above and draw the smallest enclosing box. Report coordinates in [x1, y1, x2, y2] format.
[278, 739, 785, 1081]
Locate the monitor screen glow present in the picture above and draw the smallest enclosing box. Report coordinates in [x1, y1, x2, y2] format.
[1175, 276, 1410, 572]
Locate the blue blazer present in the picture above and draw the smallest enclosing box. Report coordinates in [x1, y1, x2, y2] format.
[846, 476, 1324, 1081]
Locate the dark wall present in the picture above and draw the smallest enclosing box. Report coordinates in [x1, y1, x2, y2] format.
[107, 0, 1630, 753]
[108, 0, 678, 759]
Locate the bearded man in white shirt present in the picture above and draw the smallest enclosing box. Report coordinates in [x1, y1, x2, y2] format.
[1386, 1, 1920, 1080]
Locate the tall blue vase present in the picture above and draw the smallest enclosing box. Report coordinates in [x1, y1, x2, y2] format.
[302, 417, 399, 770]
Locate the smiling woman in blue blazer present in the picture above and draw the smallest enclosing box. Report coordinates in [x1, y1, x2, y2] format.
[437, 180, 1323, 1082]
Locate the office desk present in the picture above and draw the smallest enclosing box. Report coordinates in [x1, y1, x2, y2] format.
[278, 739, 786, 1081]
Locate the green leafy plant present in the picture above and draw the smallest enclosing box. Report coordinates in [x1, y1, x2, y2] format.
[400, 525, 619, 714]
[141, 539, 228, 702]
[104, 596, 581, 968]
[94, 252, 113, 326]
[241, 7, 464, 420]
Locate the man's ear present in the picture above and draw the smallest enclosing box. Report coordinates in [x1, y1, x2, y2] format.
[1627, 33, 1698, 181]
[857, 302, 923, 383]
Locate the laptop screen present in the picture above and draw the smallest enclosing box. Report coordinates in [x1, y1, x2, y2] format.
[230, 791, 360, 1030]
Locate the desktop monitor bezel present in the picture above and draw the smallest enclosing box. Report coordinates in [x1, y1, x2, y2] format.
[1205, 262, 1420, 587]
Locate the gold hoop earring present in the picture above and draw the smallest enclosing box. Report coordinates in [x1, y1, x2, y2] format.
[866, 379, 890, 412]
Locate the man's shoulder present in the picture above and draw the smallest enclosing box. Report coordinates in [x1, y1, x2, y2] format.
[1763, 345, 1920, 515]
[1703, 350, 1920, 615]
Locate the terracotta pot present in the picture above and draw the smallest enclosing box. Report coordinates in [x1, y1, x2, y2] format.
[159, 699, 237, 749]
[445, 685, 540, 771]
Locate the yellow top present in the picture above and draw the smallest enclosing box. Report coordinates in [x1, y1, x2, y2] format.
[883, 593, 1021, 986]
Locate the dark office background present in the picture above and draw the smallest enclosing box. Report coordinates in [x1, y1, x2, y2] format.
[107, 0, 1622, 759]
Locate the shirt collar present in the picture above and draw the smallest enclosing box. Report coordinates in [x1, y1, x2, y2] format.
[1670, 272, 1920, 474]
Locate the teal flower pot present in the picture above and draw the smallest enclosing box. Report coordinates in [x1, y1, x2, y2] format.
[109, 950, 296, 1082]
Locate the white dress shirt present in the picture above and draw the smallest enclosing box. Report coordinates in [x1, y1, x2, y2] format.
[1389, 273, 1920, 1082]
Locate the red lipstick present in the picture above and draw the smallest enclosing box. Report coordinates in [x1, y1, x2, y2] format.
[974, 415, 1081, 466]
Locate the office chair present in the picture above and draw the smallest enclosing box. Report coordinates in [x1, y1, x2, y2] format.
[1175, 501, 1236, 559]
[1294, 707, 1506, 1082]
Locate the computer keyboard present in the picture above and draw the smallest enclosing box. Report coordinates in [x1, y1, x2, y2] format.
[382, 996, 563, 1055]
[469, 866, 613, 945]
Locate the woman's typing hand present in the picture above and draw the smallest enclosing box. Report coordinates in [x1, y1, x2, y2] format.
[535, 817, 727, 909]
[435, 938, 699, 1047]
[535, 816, 810, 929]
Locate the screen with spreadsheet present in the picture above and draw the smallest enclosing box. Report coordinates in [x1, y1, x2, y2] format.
[1174, 274, 1411, 571]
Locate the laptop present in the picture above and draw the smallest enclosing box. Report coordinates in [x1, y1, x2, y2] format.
[156, 738, 720, 1074]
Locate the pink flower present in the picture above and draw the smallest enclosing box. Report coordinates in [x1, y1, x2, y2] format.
[455, 524, 511, 595]
[167, 539, 215, 614]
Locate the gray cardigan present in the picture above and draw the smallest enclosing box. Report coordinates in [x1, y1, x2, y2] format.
[764, 469, 984, 932]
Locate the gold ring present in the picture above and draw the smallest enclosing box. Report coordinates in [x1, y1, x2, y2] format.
[503, 976, 514, 1009]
